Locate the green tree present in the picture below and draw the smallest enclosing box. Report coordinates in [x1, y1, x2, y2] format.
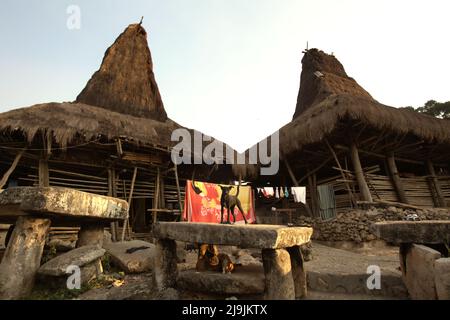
[401, 100, 450, 119]
[416, 100, 450, 119]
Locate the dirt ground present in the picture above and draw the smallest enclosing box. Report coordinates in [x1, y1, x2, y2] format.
[66, 241, 406, 300]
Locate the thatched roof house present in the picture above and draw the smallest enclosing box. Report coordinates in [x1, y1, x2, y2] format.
[0, 23, 235, 236]
[236, 49, 450, 217]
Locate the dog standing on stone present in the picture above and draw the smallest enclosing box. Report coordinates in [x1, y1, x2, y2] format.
[219, 182, 248, 224]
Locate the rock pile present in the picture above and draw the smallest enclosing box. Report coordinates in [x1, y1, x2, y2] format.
[295, 207, 450, 242]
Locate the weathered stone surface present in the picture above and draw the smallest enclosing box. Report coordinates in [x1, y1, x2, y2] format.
[287, 246, 307, 299]
[434, 258, 450, 300]
[0, 187, 36, 205]
[262, 248, 295, 300]
[153, 222, 313, 249]
[154, 238, 178, 290]
[0, 216, 51, 299]
[103, 240, 155, 273]
[371, 221, 450, 244]
[18, 187, 128, 221]
[234, 251, 262, 267]
[103, 230, 112, 245]
[77, 224, 104, 247]
[38, 245, 105, 277]
[177, 265, 265, 295]
[47, 238, 76, 252]
[401, 244, 441, 299]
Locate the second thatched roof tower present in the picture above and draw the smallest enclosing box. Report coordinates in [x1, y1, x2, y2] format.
[76, 23, 167, 121]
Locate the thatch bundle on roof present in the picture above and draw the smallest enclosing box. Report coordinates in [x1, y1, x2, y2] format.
[76, 23, 167, 121]
[293, 49, 372, 118]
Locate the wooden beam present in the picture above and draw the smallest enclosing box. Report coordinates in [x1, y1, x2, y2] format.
[350, 142, 373, 202]
[38, 159, 49, 187]
[325, 139, 356, 207]
[173, 164, 183, 217]
[335, 144, 425, 165]
[297, 156, 333, 184]
[108, 168, 117, 242]
[426, 160, 446, 207]
[116, 139, 123, 157]
[284, 158, 299, 187]
[121, 167, 138, 241]
[153, 167, 161, 224]
[386, 153, 408, 204]
[0, 148, 26, 189]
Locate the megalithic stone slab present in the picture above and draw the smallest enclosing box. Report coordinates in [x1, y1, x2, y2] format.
[19, 187, 128, 221]
[77, 224, 105, 248]
[154, 239, 178, 290]
[153, 222, 313, 249]
[262, 248, 295, 300]
[434, 258, 450, 300]
[0, 216, 51, 299]
[370, 220, 450, 244]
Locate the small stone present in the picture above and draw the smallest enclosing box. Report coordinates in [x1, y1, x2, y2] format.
[104, 240, 155, 273]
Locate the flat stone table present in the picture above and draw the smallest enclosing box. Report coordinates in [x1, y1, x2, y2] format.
[370, 220, 450, 299]
[0, 186, 128, 299]
[152, 222, 313, 300]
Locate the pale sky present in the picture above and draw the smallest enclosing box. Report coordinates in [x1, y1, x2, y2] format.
[0, 0, 449, 152]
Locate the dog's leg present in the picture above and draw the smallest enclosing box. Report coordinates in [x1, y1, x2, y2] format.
[220, 204, 224, 224]
[237, 201, 248, 224]
[230, 205, 237, 224]
[226, 205, 232, 224]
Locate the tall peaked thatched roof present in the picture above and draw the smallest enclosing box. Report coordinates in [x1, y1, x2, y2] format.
[292, 49, 372, 118]
[283, 49, 450, 155]
[0, 22, 233, 158]
[233, 49, 450, 179]
[76, 23, 167, 121]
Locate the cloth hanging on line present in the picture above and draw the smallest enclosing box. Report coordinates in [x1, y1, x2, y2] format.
[263, 187, 274, 197]
[275, 187, 279, 198]
[317, 184, 336, 220]
[279, 187, 284, 198]
[291, 187, 306, 204]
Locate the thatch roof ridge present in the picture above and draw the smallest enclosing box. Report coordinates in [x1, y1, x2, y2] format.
[76, 23, 167, 121]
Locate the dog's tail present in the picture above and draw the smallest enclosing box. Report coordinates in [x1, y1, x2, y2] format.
[235, 179, 241, 197]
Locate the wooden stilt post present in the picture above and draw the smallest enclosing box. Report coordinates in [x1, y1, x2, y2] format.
[121, 167, 137, 241]
[38, 159, 49, 187]
[307, 173, 318, 217]
[108, 168, 117, 242]
[39, 132, 51, 187]
[173, 164, 183, 218]
[350, 142, 373, 202]
[0, 148, 26, 189]
[426, 160, 446, 207]
[153, 167, 161, 224]
[159, 176, 166, 209]
[386, 152, 408, 204]
[284, 158, 312, 216]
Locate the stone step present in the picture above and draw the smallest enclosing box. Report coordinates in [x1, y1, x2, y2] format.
[305, 243, 408, 299]
[307, 270, 407, 298]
